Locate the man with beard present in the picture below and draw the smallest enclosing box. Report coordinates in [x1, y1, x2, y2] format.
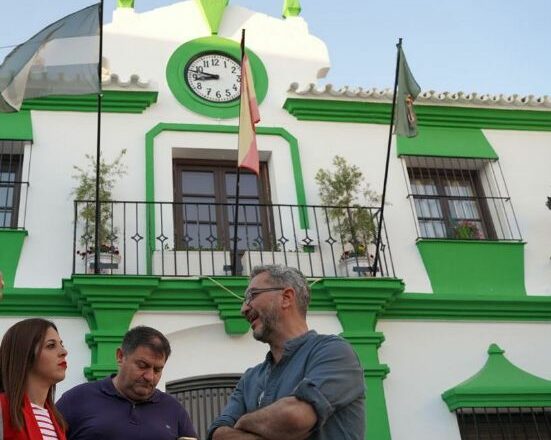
[57, 326, 197, 440]
[208, 265, 365, 440]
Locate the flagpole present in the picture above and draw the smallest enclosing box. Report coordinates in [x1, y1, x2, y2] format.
[372, 38, 402, 276]
[231, 29, 246, 276]
[93, 0, 104, 274]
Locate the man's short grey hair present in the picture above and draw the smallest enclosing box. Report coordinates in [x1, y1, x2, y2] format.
[250, 265, 311, 315]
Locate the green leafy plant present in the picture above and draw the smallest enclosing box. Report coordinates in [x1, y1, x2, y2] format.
[453, 220, 481, 240]
[315, 156, 380, 259]
[72, 149, 127, 252]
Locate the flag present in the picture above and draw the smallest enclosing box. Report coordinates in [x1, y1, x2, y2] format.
[394, 46, 421, 137]
[237, 53, 260, 175]
[0, 4, 100, 113]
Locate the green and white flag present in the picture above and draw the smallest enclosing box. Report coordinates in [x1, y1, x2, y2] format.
[394, 46, 421, 137]
[0, 3, 100, 112]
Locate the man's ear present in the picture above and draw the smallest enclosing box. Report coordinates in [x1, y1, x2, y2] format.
[116, 347, 124, 366]
[280, 287, 296, 310]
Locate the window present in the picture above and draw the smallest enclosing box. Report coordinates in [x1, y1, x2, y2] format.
[166, 374, 241, 440]
[173, 160, 273, 251]
[456, 407, 551, 439]
[0, 141, 26, 229]
[403, 156, 521, 241]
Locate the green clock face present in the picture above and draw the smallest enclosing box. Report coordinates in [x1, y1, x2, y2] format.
[185, 52, 241, 103]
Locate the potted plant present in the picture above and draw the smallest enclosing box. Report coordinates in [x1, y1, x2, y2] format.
[453, 220, 481, 240]
[315, 156, 380, 276]
[72, 149, 127, 273]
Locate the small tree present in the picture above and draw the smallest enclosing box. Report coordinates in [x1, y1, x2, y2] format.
[72, 149, 127, 251]
[315, 156, 380, 258]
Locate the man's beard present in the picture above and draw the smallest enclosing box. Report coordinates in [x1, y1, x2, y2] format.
[252, 304, 279, 343]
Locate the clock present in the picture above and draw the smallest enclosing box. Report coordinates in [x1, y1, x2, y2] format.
[166, 36, 268, 119]
[184, 52, 241, 103]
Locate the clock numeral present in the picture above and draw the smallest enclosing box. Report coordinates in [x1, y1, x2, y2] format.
[216, 91, 222, 99]
[212, 58, 220, 66]
[197, 66, 204, 73]
[231, 66, 237, 74]
[203, 60, 209, 68]
[236, 75, 241, 83]
[224, 61, 227, 68]
[233, 84, 238, 91]
[207, 88, 212, 96]
[225, 89, 231, 97]
[196, 82, 202, 90]
[192, 74, 198, 80]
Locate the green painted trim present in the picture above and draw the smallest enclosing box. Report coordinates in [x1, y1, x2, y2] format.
[144, 123, 309, 274]
[166, 37, 268, 119]
[117, 0, 134, 7]
[383, 293, 551, 321]
[21, 91, 158, 114]
[0, 112, 32, 140]
[283, 98, 551, 131]
[322, 278, 404, 440]
[65, 276, 159, 380]
[0, 230, 28, 287]
[282, 0, 301, 17]
[416, 240, 526, 296]
[442, 344, 551, 410]
[397, 127, 498, 159]
[195, 0, 229, 34]
[0, 288, 79, 315]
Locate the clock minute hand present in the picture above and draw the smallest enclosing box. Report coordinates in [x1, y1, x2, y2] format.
[189, 69, 220, 79]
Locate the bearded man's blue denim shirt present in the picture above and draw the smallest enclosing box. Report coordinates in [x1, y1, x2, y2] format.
[208, 330, 365, 440]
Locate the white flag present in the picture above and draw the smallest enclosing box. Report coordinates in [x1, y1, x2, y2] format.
[0, 3, 100, 112]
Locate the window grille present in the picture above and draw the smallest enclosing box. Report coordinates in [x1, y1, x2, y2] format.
[166, 374, 241, 440]
[456, 407, 551, 439]
[401, 156, 522, 241]
[0, 140, 29, 229]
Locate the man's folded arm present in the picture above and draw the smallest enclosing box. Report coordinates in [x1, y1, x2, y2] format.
[233, 396, 316, 440]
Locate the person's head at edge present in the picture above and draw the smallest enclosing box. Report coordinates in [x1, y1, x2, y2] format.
[112, 326, 171, 403]
[241, 265, 311, 349]
[0, 318, 68, 430]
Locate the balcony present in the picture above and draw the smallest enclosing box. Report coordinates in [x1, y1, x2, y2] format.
[72, 201, 395, 278]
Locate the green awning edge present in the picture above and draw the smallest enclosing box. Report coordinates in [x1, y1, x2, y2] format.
[442, 344, 551, 410]
[397, 127, 498, 159]
[0, 111, 32, 140]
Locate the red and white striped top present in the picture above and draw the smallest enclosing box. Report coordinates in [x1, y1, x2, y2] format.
[31, 403, 59, 440]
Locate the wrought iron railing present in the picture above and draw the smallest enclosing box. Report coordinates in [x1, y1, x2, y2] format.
[72, 200, 395, 278]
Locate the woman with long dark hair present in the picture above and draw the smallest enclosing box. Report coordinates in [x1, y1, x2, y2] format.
[0, 318, 68, 439]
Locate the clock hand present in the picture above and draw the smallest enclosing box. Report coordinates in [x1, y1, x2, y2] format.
[188, 69, 220, 79]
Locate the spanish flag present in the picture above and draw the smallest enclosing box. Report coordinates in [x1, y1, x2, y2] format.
[237, 53, 260, 175]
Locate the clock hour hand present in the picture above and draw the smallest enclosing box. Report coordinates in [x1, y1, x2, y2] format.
[189, 69, 220, 80]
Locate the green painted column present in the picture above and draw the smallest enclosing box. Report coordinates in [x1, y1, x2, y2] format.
[322, 278, 404, 440]
[66, 276, 159, 380]
[202, 277, 250, 335]
[0, 230, 27, 288]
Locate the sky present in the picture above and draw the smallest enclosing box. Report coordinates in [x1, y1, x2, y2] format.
[1, 0, 550, 96]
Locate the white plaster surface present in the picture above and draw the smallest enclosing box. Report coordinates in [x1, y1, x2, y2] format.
[377, 320, 551, 440]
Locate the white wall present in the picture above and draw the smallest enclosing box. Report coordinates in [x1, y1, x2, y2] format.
[377, 320, 551, 440]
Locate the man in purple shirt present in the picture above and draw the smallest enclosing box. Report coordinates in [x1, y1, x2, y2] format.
[57, 326, 197, 440]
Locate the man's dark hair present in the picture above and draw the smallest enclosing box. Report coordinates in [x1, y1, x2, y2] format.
[121, 326, 171, 360]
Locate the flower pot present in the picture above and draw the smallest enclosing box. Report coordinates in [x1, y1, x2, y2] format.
[86, 252, 121, 274]
[338, 256, 374, 277]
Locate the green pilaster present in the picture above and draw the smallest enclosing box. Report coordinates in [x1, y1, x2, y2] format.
[322, 278, 404, 440]
[65, 276, 159, 380]
[195, 0, 229, 34]
[282, 0, 301, 18]
[0, 230, 28, 288]
[202, 277, 250, 335]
